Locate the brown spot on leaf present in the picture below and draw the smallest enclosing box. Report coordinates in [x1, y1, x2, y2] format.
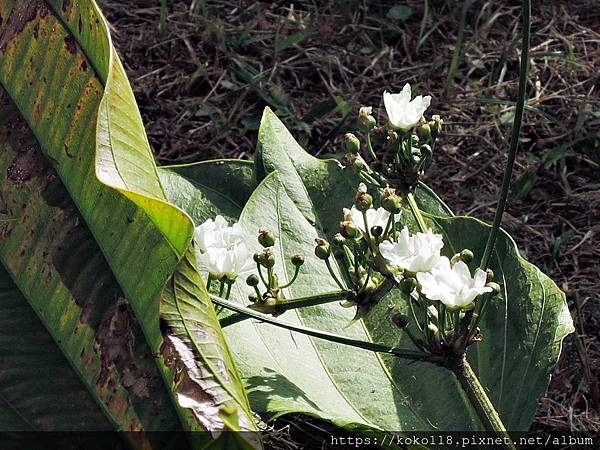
[80, 59, 88, 72]
[0, 0, 48, 52]
[64, 35, 76, 54]
[95, 300, 135, 390]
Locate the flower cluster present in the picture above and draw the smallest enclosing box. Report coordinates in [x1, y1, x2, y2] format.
[343, 85, 443, 195]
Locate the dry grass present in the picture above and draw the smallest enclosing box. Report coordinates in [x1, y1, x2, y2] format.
[99, 0, 600, 444]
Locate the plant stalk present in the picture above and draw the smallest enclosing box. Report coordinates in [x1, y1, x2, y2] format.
[450, 356, 516, 450]
[219, 290, 353, 327]
[407, 192, 427, 232]
[480, 0, 531, 270]
[211, 294, 429, 360]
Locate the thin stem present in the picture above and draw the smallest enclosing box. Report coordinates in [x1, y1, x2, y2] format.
[279, 265, 301, 289]
[407, 192, 427, 232]
[450, 356, 516, 450]
[256, 263, 269, 287]
[219, 290, 353, 328]
[324, 258, 345, 290]
[225, 282, 233, 300]
[211, 294, 429, 360]
[480, 0, 531, 270]
[366, 132, 378, 161]
[218, 281, 225, 298]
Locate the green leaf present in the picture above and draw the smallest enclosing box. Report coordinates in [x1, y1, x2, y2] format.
[0, 1, 259, 446]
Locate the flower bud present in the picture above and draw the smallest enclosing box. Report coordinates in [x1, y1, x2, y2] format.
[344, 133, 361, 154]
[370, 225, 383, 238]
[429, 115, 443, 140]
[258, 227, 276, 248]
[399, 277, 418, 294]
[354, 183, 372, 212]
[345, 153, 368, 171]
[263, 249, 275, 268]
[340, 220, 359, 238]
[486, 282, 501, 296]
[381, 187, 403, 214]
[248, 293, 259, 303]
[246, 274, 260, 287]
[392, 313, 410, 329]
[417, 123, 431, 141]
[486, 268, 494, 282]
[255, 248, 275, 268]
[459, 249, 474, 264]
[358, 106, 376, 130]
[291, 254, 305, 267]
[314, 238, 331, 260]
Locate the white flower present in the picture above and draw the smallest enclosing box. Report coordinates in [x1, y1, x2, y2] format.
[194, 215, 253, 279]
[379, 227, 443, 272]
[416, 257, 492, 309]
[343, 206, 391, 234]
[194, 215, 244, 252]
[383, 84, 431, 131]
[198, 244, 254, 279]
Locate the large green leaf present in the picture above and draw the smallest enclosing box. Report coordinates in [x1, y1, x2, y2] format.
[0, 92, 183, 446]
[0, 1, 258, 446]
[163, 110, 573, 433]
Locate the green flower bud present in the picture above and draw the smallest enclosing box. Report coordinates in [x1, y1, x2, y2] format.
[370, 225, 383, 238]
[392, 313, 410, 329]
[246, 274, 260, 287]
[358, 106, 376, 131]
[248, 293, 259, 303]
[429, 115, 443, 140]
[417, 123, 431, 141]
[345, 153, 368, 171]
[314, 238, 331, 260]
[354, 184, 373, 212]
[355, 193, 372, 212]
[487, 282, 501, 295]
[258, 227, 276, 248]
[255, 248, 275, 268]
[344, 133, 361, 154]
[399, 277, 418, 294]
[291, 254, 305, 267]
[459, 249, 474, 264]
[381, 187, 403, 214]
[263, 249, 275, 268]
[486, 268, 494, 283]
[340, 220, 359, 238]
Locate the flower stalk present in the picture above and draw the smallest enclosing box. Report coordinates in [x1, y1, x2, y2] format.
[480, 0, 531, 271]
[449, 355, 516, 450]
[218, 290, 353, 327]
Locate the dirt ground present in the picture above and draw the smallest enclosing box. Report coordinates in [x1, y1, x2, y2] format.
[98, 0, 599, 446]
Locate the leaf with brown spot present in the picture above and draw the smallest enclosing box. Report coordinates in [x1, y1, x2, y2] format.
[0, 1, 260, 448]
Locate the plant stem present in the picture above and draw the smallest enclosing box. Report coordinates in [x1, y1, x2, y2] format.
[212, 293, 429, 360]
[480, 0, 531, 270]
[407, 192, 427, 232]
[450, 356, 516, 450]
[219, 290, 353, 327]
